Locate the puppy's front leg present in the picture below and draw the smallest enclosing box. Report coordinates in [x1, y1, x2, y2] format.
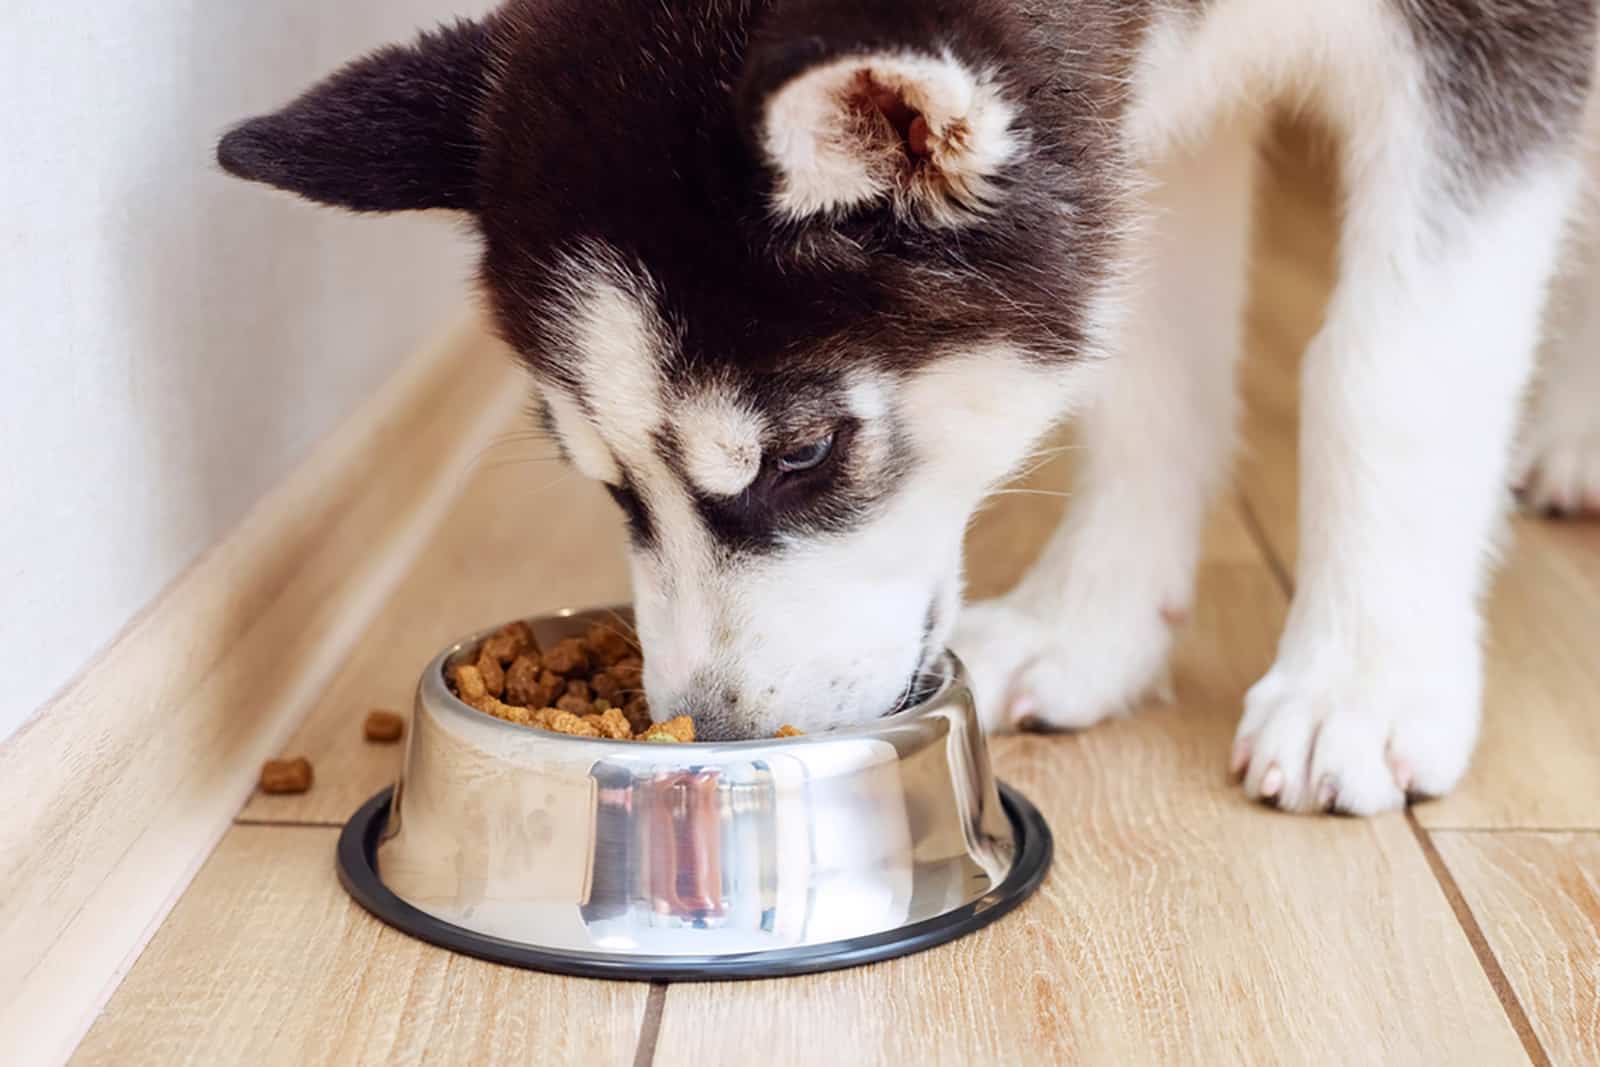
[1235, 143, 1582, 814]
[1517, 136, 1600, 515]
[956, 119, 1257, 733]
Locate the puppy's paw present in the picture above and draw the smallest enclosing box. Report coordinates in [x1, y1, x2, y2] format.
[1514, 427, 1600, 517]
[1232, 658, 1478, 815]
[952, 594, 1179, 735]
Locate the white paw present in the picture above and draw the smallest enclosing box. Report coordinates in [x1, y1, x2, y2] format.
[1232, 659, 1479, 815]
[952, 594, 1179, 735]
[1514, 428, 1600, 517]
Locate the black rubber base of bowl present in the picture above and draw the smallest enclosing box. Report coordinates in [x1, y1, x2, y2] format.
[336, 782, 1052, 982]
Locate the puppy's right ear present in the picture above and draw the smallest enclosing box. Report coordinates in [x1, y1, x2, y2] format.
[738, 5, 1023, 227]
[217, 18, 496, 213]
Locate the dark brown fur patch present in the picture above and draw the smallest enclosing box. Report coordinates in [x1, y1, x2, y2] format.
[474, 0, 1150, 394]
[1397, 0, 1597, 177]
[217, 18, 498, 212]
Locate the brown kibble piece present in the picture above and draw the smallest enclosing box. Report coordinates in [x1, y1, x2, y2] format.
[544, 637, 590, 676]
[505, 655, 557, 707]
[260, 757, 313, 794]
[775, 724, 803, 738]
[557, 692, 594, 715]
[479, 635, 516, 666]
[595, 707, 633, 740]
[622, 696, 653, 734]
[364, 709, 405, 742]
[509, 657, 538, 689]
[480, 621, 535, 666]
[499, 704, 536, 726]
[565, 679, 592, 704]
[583, 622, 634, 666]
[476, 647, 506, 698]
[501, 619, 536, 646]
[590, 670, 621, 703]
[450, 663, 488, 702]
[657, 715, 695, 743]
[610, 657, 643, 691]
[548, 710, 601, 738]
[466, 692, 531, 724]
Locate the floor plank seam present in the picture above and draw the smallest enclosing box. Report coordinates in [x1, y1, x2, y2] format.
[233, 818, 343, 829]
[1233, 493, 1559, 1064]
[630, 982, 668, 1067]
[1405, 813, 1553, 1067]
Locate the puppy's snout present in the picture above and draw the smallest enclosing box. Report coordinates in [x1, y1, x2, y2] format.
[658, 673, 749, 742]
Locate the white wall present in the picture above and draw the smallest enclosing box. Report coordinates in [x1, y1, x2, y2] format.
[0, 1, 496, 740]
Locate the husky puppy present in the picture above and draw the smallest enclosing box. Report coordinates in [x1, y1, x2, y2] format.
[220, 0, 1600, 813]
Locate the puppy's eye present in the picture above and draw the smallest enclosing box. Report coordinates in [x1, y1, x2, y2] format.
[775, 432, 835, 474]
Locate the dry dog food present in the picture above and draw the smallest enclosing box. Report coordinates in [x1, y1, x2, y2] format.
[447, 620, 801, 742]
[259, 756, 314, 794]
[364, 709, 405, 742]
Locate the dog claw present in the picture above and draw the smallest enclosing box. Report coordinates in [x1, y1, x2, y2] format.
[1230, 737, 1252, 778]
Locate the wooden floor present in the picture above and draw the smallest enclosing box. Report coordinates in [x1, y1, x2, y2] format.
[73, 123, 1599, 1066]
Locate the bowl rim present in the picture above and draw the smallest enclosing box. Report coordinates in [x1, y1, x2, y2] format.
[422, 605, 970, 749]
[342, 780, 1051, 980]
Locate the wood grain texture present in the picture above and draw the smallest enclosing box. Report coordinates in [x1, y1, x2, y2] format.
[1436, 833, 1600, 1067]
[1234, 119, 1600, 831]
[237, 425, 631, 827]
[0, 317, 522, 1067]
[1419, 523, 1600, 830]
[653, 502, 1525, 1066]
[71, 826, 647, 1067]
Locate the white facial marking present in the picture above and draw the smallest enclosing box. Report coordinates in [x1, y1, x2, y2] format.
[537, 242, 672, 486]
[844, 373, 890, 421]
[543, 388, 619, 483]
[762, 50, 1021, 224]
[563, 253, 668, 463]
[901, 346, 1078, 491]
[675, 388, 766, 497]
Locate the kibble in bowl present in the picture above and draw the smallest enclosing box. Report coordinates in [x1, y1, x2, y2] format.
[443, 617, 798, 742]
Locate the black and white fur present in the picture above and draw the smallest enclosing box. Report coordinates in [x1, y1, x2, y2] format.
[219, 0, 1600, 813]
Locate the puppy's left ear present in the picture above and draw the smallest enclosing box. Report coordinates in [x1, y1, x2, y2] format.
[740, 11, 1023, 226]
[217, 18, 496, 213]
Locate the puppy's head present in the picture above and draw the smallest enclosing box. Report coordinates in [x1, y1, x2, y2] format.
[220, 0, 1126, 737]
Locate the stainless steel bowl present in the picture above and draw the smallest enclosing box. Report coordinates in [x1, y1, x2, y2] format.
[337, 607, 1051, 980]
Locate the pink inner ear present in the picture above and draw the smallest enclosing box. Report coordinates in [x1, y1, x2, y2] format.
[853, 72, 935, 160]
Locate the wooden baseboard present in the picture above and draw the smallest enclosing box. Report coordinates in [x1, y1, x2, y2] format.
[0, 314, 524, 1067]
